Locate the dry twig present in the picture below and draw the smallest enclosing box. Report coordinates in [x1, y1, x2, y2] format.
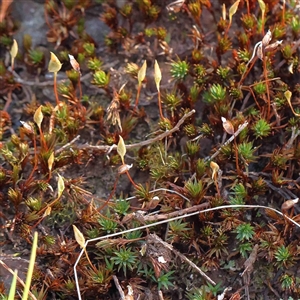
[205, 120, 248, 162]
[113, 275, 125, 300]
[78, 109, 195, 151]
[56, 135, 81, 154]
[150, 233, 216, 285]
[241, 244, 259, 300]
[140, 202, 209, 222]
[158, 290, 164, 300]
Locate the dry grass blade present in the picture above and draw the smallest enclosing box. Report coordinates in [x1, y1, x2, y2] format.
[242, 244, 259, 300]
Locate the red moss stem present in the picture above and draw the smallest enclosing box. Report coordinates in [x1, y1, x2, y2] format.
[53, 72, 60, 105]
[97, 176, 119, 212]
[157, 90, 164, 119]
[125, 170, 138, 188]
[134, 84, 142, 110]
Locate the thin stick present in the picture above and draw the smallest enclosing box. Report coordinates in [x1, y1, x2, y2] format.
[113, 275, 125, 300]
[245, 0, 250, 15]
[150, 233, 216, 285]
[242, 244, 259, 300]
[56, 135, 80, 154]
[37, 194, 62, 216]
[205, 121, 248, 162]
[78, 110, 195, 151]
[140, 202, 209, 222]
[241, 86, 261, 111]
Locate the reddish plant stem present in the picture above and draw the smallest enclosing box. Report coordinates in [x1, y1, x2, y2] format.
[262, 52, 271, 120]
[38, 194, 63, 216]
[97, 176, 119, 212]
[125, 170, 138, 188]
[53, 72, 60, 105]
[245, 0, 250, 15]
[238, 57, 258, 88]
[31, 214, 47, 229]
[48, 169, 52, 181]
[80, 110, 195, 152]
[157, 90, 164, 119]
[134, 84, 142, 110]
[84, 248, 98, 273]
[281, 0, 286, 26]
[214, 177, 221, 197]
[3, 90, 12, 112]
[38, 127, 47, 151]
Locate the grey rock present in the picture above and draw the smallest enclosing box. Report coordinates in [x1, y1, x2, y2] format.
[11, 0, 48, 48]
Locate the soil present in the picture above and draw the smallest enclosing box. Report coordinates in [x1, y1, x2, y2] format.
[1, 1, 300, 300]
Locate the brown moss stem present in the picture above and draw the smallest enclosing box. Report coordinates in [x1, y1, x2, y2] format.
[97, 176, 119, 212]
